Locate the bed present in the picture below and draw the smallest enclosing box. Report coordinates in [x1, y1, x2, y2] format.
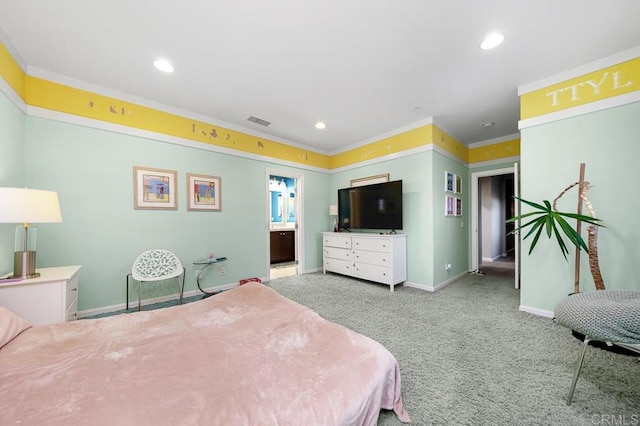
[0, 282, 410, 425]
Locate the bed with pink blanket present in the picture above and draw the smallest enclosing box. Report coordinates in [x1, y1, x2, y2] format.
[0, 282, 409, 424]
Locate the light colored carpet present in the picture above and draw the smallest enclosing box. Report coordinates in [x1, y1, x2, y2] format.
[267, 271, 640, 426]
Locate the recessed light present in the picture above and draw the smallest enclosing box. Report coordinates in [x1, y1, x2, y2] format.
[315, 122, 327, 130]
[153, 58, 174, 73]
[482, 121, 495, 128]
[480, 33, 504, 50]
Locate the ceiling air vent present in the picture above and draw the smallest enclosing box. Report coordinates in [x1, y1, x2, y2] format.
[247, 116, 271, 127]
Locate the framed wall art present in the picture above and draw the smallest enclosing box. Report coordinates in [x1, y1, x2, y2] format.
[350, 173, 389, 188]
[455, 175, 462, 193]
[445, 171, 454, 192]
[133, 166, 177, 210]
[455, 198, 463, 216]
[445, 196, 455, 216]
[187, 173, 221, 211]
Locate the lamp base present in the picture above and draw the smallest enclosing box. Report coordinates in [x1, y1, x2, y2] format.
[10, 251, 40, 279]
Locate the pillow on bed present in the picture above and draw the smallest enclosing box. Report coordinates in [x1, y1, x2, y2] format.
[0, 307, 32, 349]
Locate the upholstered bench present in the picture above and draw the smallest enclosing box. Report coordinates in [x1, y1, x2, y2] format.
[554, 290, 640, 405]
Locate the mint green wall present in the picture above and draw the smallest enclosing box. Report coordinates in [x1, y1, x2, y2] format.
[520, 102, 640, 311]
[21, 116, 329, 310]
[432, 153, 469, 283]
[0, 91, 25, 274]
[329, 151, 437, 287]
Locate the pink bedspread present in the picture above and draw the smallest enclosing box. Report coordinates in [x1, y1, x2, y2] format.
[0, 282, 409, 425]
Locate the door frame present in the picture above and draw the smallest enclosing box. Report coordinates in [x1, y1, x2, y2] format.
[265, 169, 304, 281]
[470, 166, 517, 276]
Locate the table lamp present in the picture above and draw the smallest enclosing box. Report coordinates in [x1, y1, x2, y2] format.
[329, 204, 338, 232]
[0, 187, 63, 279]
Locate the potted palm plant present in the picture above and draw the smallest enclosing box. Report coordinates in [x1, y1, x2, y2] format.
[507, 164, 605, 293]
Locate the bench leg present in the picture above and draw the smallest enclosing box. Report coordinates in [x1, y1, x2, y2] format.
[567, 338, 590, 405]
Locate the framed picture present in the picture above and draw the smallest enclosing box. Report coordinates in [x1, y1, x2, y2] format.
[445, 171, 454, 192]
[445, 196, 455, 216]
[455, 198, 462, 216]
[133, 166, 177, 210]
[455, 175, 462, 193]
[351, 173, 389, 188]
[187, 173, 221, 211]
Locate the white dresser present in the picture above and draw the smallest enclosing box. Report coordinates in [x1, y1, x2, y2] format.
[0, 265, 81, 325]
[322, 232, 406, 291]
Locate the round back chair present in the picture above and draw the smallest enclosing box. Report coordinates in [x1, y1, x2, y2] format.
[127, 249, 185, 311]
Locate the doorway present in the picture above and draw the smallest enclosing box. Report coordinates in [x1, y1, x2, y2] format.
[470, 166, 519, 287]
[266, 170, 303, 281]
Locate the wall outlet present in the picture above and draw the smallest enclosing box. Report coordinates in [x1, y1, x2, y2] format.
[445, 263, 452, 271]
[219, 266, 226, 276]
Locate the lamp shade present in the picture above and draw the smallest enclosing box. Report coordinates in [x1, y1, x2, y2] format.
[329, 205, 338, 216]
[0, 188, 63, 224]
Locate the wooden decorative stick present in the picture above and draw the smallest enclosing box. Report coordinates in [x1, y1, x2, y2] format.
[574, 163, 585, 294]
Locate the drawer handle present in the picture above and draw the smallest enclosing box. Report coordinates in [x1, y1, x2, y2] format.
[70, 288, 78, 292]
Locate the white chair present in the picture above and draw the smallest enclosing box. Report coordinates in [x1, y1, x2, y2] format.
[126, 249, 186, 311]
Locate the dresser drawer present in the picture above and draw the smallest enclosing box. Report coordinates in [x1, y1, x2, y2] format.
[353, 250, 389, 266]
[324, 257, 353, 275]
[324, 246, 352, 261]
[324, 235, 352, 249]
[352, 237, 391, 253]
[66, 275, 79, 321]
[354, 263, 392, 285]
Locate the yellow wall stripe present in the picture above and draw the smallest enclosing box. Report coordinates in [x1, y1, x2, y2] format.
[330, 125, 434, 169]
[432, 126, 468, 161]
[0, 42, 25, 99]
[521, 57, 640, 120]
[25, 76, 331, 169]
[468, 138, 520, 164]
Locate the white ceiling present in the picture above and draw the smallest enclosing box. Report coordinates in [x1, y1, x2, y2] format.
[1, 1, 640, 154]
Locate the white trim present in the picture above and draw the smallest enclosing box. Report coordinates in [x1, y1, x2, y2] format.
[27, 66, 328, 155]
[468, 133, 520, 149]
[0, 77, 26, 113]
[404, 271, 467, 292]
[469, 155, 520, 169]
[518, 91, 640, 130]
[77, 282, 241, 318]
[330, 117, 434, 155]
[519, 305, 555, 318]
[518, 45, 640, 95]
[432, 145, 468, 166]
[329, 144, 435, 174]
[470, 167, 515, 273]
[265, 169, 305, 283]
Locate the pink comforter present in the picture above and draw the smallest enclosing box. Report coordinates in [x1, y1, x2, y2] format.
[0, 282, 410, 425]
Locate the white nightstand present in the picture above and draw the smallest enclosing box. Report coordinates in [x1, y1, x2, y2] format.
[0, 265, 81, 325]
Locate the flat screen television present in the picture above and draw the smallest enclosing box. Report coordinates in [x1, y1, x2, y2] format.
[337, 180, 403, 232]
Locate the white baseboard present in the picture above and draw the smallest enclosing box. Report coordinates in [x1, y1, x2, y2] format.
[404, 271, 468, 292]
[519, 305, 555, 318]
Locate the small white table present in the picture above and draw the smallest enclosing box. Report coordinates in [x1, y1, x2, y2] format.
[0, 265, 81, 325]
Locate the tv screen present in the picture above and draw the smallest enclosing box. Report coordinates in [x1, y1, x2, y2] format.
[338, 180, 403, 231]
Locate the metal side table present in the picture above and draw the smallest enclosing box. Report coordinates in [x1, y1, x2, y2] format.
[193, 257, 227, 296]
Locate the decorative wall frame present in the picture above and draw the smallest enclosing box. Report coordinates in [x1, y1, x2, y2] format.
[445, 171, 454, 192]
[187, 173, 221, 211]
[445, 196, 455, 216]
[133, 166, 177, 210]
[455, 198, 463, 216]
[350, 173, 389, 188]
[455, 175, 462, 194]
